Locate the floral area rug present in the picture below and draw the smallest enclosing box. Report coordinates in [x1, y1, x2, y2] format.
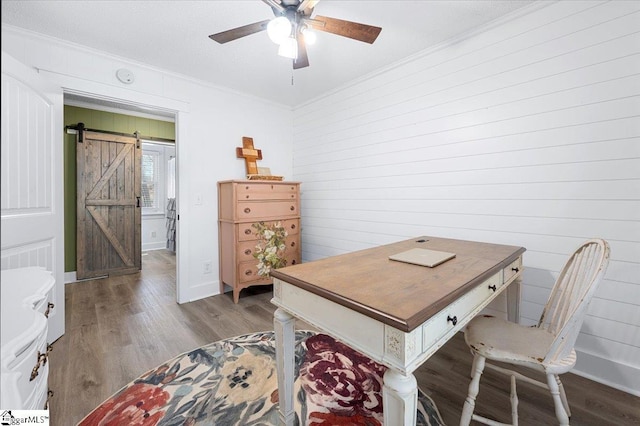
[78, 331, 445, 425]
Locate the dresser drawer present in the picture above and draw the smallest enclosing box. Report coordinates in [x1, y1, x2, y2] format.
[237, 251, 301, 284]
[237, 261, 273, 284]
[3, 316, 49, 408]
[237, 183, 298, 201]
[237, 219, 300, 242]
[238, 201, 299, 220]
[422, 273, 500, 350]
[237, 236, 300, 263]
[503, 257, 522, 284]
[22, 360, 49, 410]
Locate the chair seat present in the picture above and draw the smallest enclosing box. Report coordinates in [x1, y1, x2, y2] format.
[465, 315, 577, 374]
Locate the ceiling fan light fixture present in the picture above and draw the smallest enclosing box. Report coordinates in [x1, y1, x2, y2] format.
[267, 16, 292, 44]
[301, 26, 316, 45]
[278, 36, 298, 59]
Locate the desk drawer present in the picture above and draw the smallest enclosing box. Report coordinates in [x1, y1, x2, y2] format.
[237, 183, 298, 201]
[422, 273, 500, 350]
[503, 257, 522, 284]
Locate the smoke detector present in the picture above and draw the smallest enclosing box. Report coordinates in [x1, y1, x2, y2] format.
[116, 68, 135, 84]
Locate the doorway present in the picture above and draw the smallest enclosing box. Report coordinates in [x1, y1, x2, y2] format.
[63, 95, 179, 291]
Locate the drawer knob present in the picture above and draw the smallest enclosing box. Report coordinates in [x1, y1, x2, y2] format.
[244, 249, 252, 255]
[244, 229, 252, 235]
[244, 207, 251, 214]
[290, 206, 295, 211]
[292, 260, 297, 265]
[488, 284, 497, 292]
[245, 270, 253, 276]
[512, 267, 519, 273]
[291, 224, 296, 229]
[45, 302, 55, 318]
[447, 315, 458, 326]
[290, 242, 295, 247]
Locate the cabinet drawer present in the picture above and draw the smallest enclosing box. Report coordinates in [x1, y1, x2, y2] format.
[238, 201, 298, 220]
[237, 219, 300, 241]
[237, 252, 301, 284]
[237, 236, 300, 263]
[503, 257, 522, 284]
[237, 261, 273, 284]
[422, 273, 500, 350]
[237, 183, 298, 201]
[5, 319, 49, 408]
[22, 361, 49, 410]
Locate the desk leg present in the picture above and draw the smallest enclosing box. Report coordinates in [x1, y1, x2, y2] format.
[383, 369, 418, 426]
[274, 308, 296, 426]
[506, 278, 521, 323]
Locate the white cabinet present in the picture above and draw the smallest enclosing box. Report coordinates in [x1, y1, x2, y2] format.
[1, 267, 56, 409]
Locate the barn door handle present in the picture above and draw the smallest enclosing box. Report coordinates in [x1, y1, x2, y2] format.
[136, 196, 141, 207]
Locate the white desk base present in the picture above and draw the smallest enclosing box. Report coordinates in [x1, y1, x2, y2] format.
[272, 258, 522, 426]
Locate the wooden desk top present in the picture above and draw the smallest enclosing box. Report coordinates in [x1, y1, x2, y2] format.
[270, 236, 525, 332]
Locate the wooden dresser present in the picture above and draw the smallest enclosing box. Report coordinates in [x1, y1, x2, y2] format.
[218, 180, 301, 303]
[1, 267, 56, 410]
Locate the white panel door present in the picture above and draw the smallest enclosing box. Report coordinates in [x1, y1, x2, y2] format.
[1, 51, 65, 342]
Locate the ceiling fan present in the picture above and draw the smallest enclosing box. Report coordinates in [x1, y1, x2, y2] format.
[209, 0, 382, 69]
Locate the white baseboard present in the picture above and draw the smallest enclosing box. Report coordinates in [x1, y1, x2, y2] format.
[573, 349, 640, 396]
[181, 279, 220, 303]
[142, 242, 167, 251]
[64, 271, 77, 284]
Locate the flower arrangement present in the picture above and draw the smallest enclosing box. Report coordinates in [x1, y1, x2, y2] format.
[252, 221, 288, 277]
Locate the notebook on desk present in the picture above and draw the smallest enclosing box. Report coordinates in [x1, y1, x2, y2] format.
[389, 248, 456, 268]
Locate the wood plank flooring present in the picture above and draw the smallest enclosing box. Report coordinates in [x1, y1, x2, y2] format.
[49, 250, 639, 425]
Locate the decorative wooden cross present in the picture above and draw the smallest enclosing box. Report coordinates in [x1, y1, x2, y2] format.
[236, 136, 263, 175]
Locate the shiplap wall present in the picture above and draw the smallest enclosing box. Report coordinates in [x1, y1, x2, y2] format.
[292, 1, 640, 394]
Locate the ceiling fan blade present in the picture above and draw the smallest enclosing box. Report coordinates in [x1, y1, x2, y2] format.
[308, 15, 381, 44]
[297, 0, 320, 14]
[209, 20, 270, 44]
[262, 0, 286, 14]
[293, 35, 310, 69]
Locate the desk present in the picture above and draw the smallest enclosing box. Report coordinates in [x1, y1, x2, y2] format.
[270, 236, 525, 425]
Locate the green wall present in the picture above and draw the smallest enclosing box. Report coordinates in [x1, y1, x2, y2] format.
[64, 106, 175, 272]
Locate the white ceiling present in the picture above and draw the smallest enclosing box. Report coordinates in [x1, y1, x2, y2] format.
[1, 0, 537, 107]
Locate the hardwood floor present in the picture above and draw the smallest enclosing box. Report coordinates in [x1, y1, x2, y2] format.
[49, 250, 639, 425]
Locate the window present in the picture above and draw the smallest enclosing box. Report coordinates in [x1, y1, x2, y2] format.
[141, 150, 160, 211]
[141, 143, 175, 215]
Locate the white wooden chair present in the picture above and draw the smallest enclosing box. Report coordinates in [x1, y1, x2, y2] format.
[459, 239, 610, 426]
